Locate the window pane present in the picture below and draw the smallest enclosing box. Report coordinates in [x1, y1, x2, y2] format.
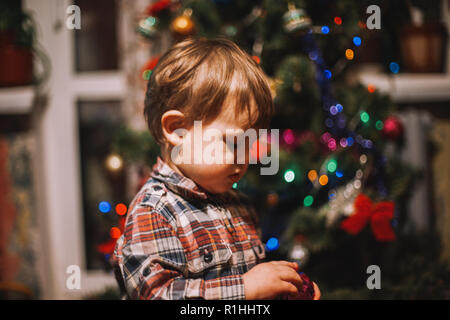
[74, 0, 119, 72]
[78, 100, 126, 270]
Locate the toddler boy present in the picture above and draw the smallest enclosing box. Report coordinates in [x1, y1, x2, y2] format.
[112, 37, 319, 300]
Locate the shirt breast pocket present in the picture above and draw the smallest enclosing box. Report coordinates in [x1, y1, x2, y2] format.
[186, 242, 233, 280]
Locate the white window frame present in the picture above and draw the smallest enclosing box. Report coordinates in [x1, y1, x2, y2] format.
[24, 0, 126, 299]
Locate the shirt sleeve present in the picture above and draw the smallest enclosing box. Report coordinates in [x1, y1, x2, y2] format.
[120, 205, 246, 300]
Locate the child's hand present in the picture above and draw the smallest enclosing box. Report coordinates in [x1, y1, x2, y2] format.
[242, 261, 303, 300]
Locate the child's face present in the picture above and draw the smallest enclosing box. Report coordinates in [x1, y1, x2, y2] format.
[169, 105, 254, 194]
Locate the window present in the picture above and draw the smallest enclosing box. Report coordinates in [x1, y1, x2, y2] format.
[78, 100, 126, 270]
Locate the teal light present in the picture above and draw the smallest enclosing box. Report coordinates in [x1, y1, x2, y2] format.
[360, 111, 370, 123]
[284, 169, 295, 183]
[303, 195, 314, 207]
[327, 159, 337, 173]
[375, 120, 384, 130]
[232, 182, 238, 189]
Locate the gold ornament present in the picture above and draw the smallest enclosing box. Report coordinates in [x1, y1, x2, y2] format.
[282, 3, 311, 34]
[171, 8, 195, 38]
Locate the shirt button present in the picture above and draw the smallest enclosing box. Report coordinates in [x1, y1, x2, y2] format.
[143, 267, 151, 277]
[203, 250, 213, 263]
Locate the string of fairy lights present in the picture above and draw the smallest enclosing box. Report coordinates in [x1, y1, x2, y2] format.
[260, 9, 400, 251]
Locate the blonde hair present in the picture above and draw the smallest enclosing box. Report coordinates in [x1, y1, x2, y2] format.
[144, 37, 274, 144]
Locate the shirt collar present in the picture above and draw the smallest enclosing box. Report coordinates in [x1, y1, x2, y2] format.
[150, 156, 211, 200]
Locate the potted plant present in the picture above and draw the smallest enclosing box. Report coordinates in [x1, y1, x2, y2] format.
[0, 1, 35, 87]
[399, 0, 448, 73]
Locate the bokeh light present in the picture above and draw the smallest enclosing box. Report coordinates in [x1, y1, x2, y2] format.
[330, 105, 338, 115]
[345, 49, 354, 60]
[360, 111, 370, 123]
[284, 169, 295, 183]
[319, 175, 329, 186]
[106, 154, 123, 171]
[265, 237, 279, 251]
[321, 26, 330, 34]
[110, 227, 121, 239]
[327, 138, 337, 151]
[376, 120, 384, 130]
[283, 129, 295, 144]
[353, 36, 362, 46]
[308, 169, 318, 181]
[303, 195, 314, 207]
[389, 62, 400, 74]
[347, 137, 354, 146]
[327, 159, 337, 172]
[99, 201, 111, 213]
[115, 203, 127, 216]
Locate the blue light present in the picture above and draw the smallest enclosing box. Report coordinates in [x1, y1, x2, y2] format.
[321, 26, 330, 34]
[336, 170, 343, 178]
[389, 62, 400, 74]
[347, 137, 354, 146]
[325, 118, 334, 128]
[336, 104, 343, 112]
[353, 36, 362, 46]
[324, 69, 332, 79]
[308, 51, 318, 61]
[265, 237, 279, 251]
[337, 117, 346, 128]
[99, 201, 111, 213]
[330, 105, 338, 115]
[364, 139, 373, 149]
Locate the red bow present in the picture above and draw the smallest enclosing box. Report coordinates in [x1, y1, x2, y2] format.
[340, 193, 396, 241]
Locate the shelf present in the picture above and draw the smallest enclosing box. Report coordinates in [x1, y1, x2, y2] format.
[0, 86, 35, 114]
[355, 66, 450, 103]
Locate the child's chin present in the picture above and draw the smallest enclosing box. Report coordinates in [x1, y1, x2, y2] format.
[208, 184, 233, 195]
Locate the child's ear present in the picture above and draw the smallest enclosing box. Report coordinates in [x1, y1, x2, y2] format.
[161, 110, 186, 146]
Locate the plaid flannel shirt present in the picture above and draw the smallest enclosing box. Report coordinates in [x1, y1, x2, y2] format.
[112, 156, 266, 300]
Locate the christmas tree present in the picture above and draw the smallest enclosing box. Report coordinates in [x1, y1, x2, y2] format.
[109, 0, 449, 298]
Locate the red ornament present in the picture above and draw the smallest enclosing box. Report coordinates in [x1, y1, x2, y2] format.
[341, 193, 396, 241]
[382, 116, 404, 141]
[145, 0, 171, 16]
[287, 272, 315, 300]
